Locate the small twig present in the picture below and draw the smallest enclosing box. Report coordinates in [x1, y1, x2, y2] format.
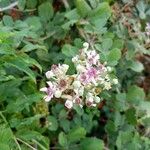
[13, 137, 22, 150]
[0, 1, 18, 12]
[11, 8, 37, 12]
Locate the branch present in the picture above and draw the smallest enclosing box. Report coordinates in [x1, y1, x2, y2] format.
[0, 1, 18, 12]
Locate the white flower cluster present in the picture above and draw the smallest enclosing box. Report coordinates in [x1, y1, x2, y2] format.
[40, 43, 118, 109]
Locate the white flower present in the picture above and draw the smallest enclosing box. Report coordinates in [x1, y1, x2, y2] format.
[94, 96, 101, 103]
[103, 82, 111, 90]
[76, 64, 86, 72]
[40, 87, 47, 92]
[78, 86, 84, 96]
[45, 71, 54, 79]
[83, 42, 89, 49]
[112, 78, 118, 84]
[62, 64, 69, 73]
[73, 80, 81, 89]
[107, 66, 112, 72]
[65, 100, 73, 109]
[105, 74, 110, 81]
[83, 42, 89, 52]
[54, 90, 62, 98]
[72, 56, 78, 63]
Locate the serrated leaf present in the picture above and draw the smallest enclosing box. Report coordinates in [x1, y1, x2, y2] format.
[125, 108, 137, 125]
[62, 44, 78, 57]
[80, 137, 104, 150]
[25, 17, 42, 31]
[89, 2, 111, 20]
[102, 38, 113, 51]
[65, 9, 80, 20]
[4, 57, 36, 82]
[21, 43, 46, 53]
[127, 85, 145, 105]
[3, 15, 14, 27]
[58, 132, 68, 147]
[67, 127, 86, 143]
[75, 0, 91, 17]
[47, 116, 58, 131]
[107, 48, 121, 66]
[38, 2, 54, 22]
[129, 61, 144, 72]
[26, 0, 37, 9]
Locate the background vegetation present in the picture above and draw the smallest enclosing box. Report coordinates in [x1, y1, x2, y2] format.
[0, 0, 150, 149]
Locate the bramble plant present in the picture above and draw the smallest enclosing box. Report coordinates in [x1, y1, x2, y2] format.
[40, 42, 118, 109]
[0, 0, 150, 150]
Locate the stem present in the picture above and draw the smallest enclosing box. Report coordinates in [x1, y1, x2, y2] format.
[32, 139, 47, 150]
[16, 138, 37, 150]
[0, 1, 18, 12]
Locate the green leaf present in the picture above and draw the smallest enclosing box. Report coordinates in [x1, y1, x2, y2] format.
[0, 143, 10, 150]
[65, 9, 80, 20]
[75, 0, 91, 17]
[62, 44, 78, 57]
[21, 43, 46, 53]
[89, 2, 111, 20]
[3, 15, 14, 27]
[25, 16, 42, 32]
[74, 105, 84, 116]
[112, 39, 124, 50]
[129, 61, 144, 72]
[80, 138, 104, 150]
[0, 125, 13, 144]
[102, 38, 113, 51]
[26, 0, 37, 9]
[4, 57, 36, 82]
[125, 108, 137, 125]
[18, 0, 26, 10]
[67, 127, 86, 143]
[107, 48, 121, 66]
[127, 85, 145, 105]
[6, 93, 42, 113]
[47, 116, 58, 131]
[58, 132, 68, 147]
[38, 2, 54, 22]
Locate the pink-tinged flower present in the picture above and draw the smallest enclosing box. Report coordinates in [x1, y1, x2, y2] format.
[87, 50, 99, 65]
[80, 73, 89, 85]
[65, 100, 73, 109]
[87, 67, 97, 79]
[58, 79, 68, 91]
[97, 64, 107, 74]
[40, 82, 56, 102]
[145, 23, 150, 36]
[50, 64, 69, 77]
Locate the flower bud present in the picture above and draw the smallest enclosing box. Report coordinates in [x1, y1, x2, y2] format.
[73, 80, 81, 89]
[65, 100, 73, 109]
[54, 90, 62, 98]
[45, 71, 54, 79]
[83, 42, 89, 49]
[107, 66, 112, 72]
[113, 78, 118, 84]
[94, 96, 101, 103]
